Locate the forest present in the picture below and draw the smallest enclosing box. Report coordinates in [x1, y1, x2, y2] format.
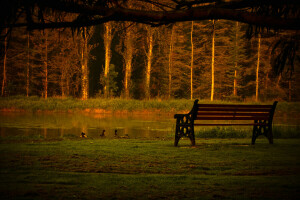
[1, 1, 299, 102]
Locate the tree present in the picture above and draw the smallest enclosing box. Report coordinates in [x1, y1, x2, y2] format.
[211, 20, 215, 101]
[190, 21, 194, 100]
[103, 22, 113, 98]
[1, 28, 7, 96]
[168, 24, 175, 99]
[81, 27, 89, 100]
[4, 1, 299, 30]
[225, 21, 248, 99]
[144, 25, 155, 99]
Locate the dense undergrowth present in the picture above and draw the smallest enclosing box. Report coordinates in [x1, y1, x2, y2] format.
[1, 95, 299, 113]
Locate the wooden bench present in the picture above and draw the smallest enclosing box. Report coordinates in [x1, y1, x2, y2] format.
[174, 100, 278, 146]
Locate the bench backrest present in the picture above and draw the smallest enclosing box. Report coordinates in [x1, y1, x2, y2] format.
[192, 100, 277, 123]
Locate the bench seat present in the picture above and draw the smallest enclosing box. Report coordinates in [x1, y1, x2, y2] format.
[174, 100, 278, 146]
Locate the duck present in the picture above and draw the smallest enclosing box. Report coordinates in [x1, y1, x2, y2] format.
[100, 130, 105, 137]
[80, 132, 87, 138]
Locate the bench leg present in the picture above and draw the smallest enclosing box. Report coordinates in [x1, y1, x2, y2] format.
[267, 125, 274, 144]
[252, 120, 273, 144]
[174, 125, 180, 147]
[189, 126, 196, 146]
[252, 124, 258, 145]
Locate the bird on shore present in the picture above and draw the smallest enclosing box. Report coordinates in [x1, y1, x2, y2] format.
[114, 129, 118, 137]
[100, 130, 105, 137]
[80, 132, 87, 138]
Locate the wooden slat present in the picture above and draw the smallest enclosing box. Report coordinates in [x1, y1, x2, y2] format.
[197, 107, 272, 112]
[195, 116, 269, 120]
[193, 123, 269, 126]
[197, 112, 270, 117]
[197, 104, 273, 108]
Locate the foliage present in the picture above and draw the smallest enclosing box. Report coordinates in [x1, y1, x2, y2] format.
[0, 96, 299, 114]
[1, 10, 299, 101]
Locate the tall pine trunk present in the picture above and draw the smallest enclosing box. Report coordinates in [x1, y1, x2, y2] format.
[233, 22, 238, 96]
[44, 30, 48, 99]
[168, 25, 175, 99]
[211, 20, 215, 101]
[26, 32, 30, 97]
[81, 27, 89, 100]
[145, 30, 153, 99]
[256, 34, 261, 102]
[124, 23, 133, 99]
[104, 22, 112, 98]
[1, 28, 7, 96]
[190, 21, 194, 100]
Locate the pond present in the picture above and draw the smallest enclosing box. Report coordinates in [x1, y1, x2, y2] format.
[0, 111, 299, 139]
[0, 112, 175, 139]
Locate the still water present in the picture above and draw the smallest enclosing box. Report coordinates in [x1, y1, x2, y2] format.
[0, 111, 298, 139]
[0, 112, 175, 139]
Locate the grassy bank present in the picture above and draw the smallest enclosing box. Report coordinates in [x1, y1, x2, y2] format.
[0, 138, 300, 199]
[1, 96, 300, 113]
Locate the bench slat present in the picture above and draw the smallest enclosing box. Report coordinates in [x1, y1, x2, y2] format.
[197, 107, 272, 112]
[197, 104, 273, 108]
[195, 116, 269, 120]
[193, 123, 268, 126]
[197, 112, 270, 117]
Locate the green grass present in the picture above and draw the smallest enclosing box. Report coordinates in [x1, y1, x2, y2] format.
[194, 125, 300, 138]
[1, 95, 300, 113]
[0, 138, 299, 199]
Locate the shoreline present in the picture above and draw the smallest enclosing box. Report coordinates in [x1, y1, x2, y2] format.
[0, 107, 183, 115]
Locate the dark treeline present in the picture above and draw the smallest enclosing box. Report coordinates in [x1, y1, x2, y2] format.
[1, 14, 299, 101]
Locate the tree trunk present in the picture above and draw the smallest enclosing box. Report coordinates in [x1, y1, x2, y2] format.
[256, 34, 261, 102]
[168, 25, 175, 99]
[81, 27, 89, 100]
[124, 23, 133, 99]
[104, 22, 112, 98]
[1, 28, 7, 96]
[190, 21, 194, 100]
[44, 30, 48, 99]
[145, 30, 153, 99]
[26, 31, 30, 97]
[233, 22, 238, 96]
[211, 20, 215, 101]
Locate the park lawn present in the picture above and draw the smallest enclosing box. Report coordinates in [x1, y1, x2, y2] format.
[0, 138, 299, 199]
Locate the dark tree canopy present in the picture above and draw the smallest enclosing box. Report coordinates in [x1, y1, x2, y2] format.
[1, 0, 299, 74]
[1, 0, 300, 31]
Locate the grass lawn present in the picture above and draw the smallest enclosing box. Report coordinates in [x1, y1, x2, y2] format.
[0, 138, 300, 199]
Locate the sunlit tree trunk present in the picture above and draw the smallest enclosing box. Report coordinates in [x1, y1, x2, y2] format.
[1, 28, 7, 96]
[145, 28, 153, 99]
[81, 27, 89, 100]
[190, 21, 194, 100]
[256, 34, 261, 102]
[124, 23, 133, 99]
[233, 22, 238, 96]
[211, 20, 215, 101]
[104, 22, 112, 98]
[168, 25, 175, 99]
[26, 31, 30, 97]
[44, 30, 48, 99]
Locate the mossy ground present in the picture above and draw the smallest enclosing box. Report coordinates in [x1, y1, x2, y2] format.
[0, 138, 299, 199]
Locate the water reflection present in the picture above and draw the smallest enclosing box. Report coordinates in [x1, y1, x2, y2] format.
[0, 111, 298, 139]
[0, 112, 175, 139]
